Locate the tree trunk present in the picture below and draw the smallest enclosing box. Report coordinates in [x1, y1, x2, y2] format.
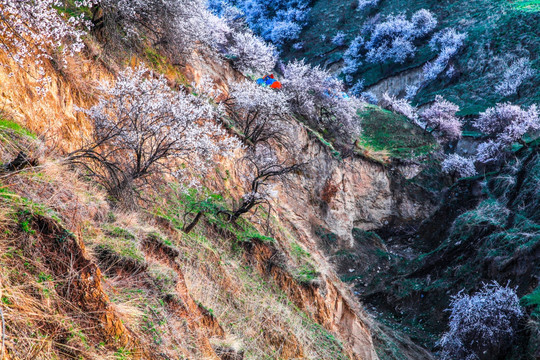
[183, 211, 204, 234]
[231, 201, 256, 223]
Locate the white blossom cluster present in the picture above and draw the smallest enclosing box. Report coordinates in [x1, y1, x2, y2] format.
[340, 9, 437, 85]
[227, 31, 278, 74]
[332, 32, 347, 46]
[474, 103, 539, 163]
[99, 0, 276, 74]
[348, 78, 365, 95]
[205, 5, 278, 74]
[365, 10, 437, 64]
[282, 59, 362, 141]
[228, 81, 290, 119]
[379, 92, 418, 122]
[79, 66, 240, 187]
[342, 36, 364, 75]
[0, 0, 97, 92]
[101, 0, 229, 53]
[207, 0, 311, 47]
[379, 93, 463, 144]
[423, 28, 467, 82]
[495, 57, 535, 97]
[357, 0, 380, 11]
[360, 91, 378, 105]
[420, 95, 462, 143]
[438, 282, 523, 360]
[225, 80, 290, 145]
[441, 154, 477, 178]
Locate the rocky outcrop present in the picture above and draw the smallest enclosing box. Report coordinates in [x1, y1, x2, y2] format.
[273, 121, 434, 249]
[366, 66, 425, 99]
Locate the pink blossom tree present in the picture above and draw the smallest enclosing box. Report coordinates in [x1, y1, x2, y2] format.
[474, 103, 539, 163]
[419, 95, 462, 143]
[282, 60, 362, 144]
[223, 80, 290, 146]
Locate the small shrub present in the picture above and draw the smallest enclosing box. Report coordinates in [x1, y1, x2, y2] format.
[441, 154, 477, 180]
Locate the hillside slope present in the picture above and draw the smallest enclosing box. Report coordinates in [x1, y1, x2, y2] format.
[0, 1, 538, 359]
[284, 0, 540, 115]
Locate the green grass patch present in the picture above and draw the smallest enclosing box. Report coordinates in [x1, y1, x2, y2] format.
[513, 0, 540, 12]
[357, 105, 437, 159]
[0, 119, 36, 139]
[522, 286, 540, 319]
[103, 226, 136, 240]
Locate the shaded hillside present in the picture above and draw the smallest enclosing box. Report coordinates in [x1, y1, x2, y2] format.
[284, 0, 540, 114]
[333, 142, 540, 358]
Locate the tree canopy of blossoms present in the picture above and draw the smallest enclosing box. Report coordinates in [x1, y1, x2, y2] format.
[419, 95, 462, 143]
[495, 57, 535, 97]
[474, 103, 539, 163]
[282, 59, 362, 143]
[438, 282, 523, 360]
[441, 154, 477, 179]
[224, 80, 290, 146]
[357, 0, 380, 11]
[379, 92, 418, 122]
[332, 31, 347, 46]
[423, 28, 467, 82]
[207, 0, 311, 47]
[227, 31, 277, 74]
[342, 36, 364, 75]
[98, 0, 276, 74]
[100, 0, 231, 57]
[365, 10, 437, 64]
[0, 0, 97, 91]
[70, 66, 240, 203]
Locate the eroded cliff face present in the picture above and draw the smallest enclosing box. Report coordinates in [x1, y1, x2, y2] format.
[365, 66, 425, 99]
[0, 48, 115, 151]
[0, 46, 386, 360]
[271, 120, 434, 248]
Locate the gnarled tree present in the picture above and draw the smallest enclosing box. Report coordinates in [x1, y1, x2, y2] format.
[419, 95, 462, 143]
[227, 145, 303, 222]
[223, 81, 290, 146]
[282, 59, 362, 147]
[69, 66, 239, 206]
